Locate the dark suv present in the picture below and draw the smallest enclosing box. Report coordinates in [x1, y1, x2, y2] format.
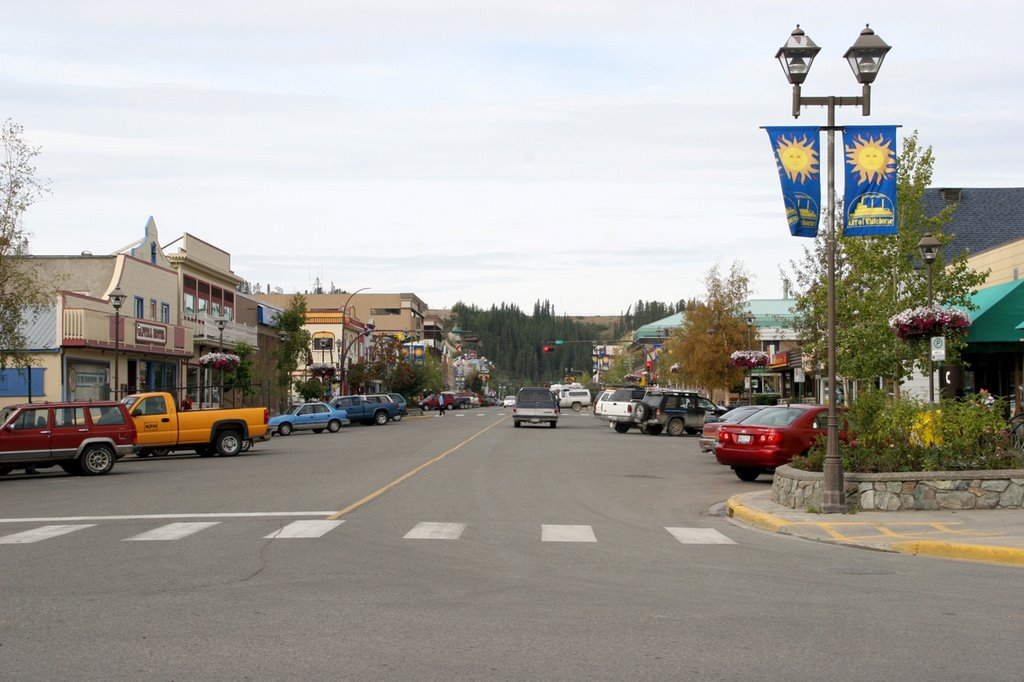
[635, 390, 713, 436]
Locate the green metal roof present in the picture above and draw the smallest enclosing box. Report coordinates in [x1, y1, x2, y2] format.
[967, 280, 1024, 343]
[633, 313, 684, 340]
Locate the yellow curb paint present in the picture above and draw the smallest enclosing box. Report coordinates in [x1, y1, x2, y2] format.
[327, 417, 509, 520]
[891, 540, 1024, 567]
[727, 496, 792, 533]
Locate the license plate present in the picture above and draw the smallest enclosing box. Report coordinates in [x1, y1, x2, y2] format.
[736, 434, 752, 444]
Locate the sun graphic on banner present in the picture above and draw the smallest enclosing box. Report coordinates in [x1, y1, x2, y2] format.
[774, 134, 819, 184]
[845, 134, 895, 184]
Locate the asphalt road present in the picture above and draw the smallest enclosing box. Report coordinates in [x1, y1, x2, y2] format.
[0, 408, 1019, 681]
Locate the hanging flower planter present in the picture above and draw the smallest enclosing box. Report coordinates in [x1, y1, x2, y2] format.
[888, 304, 971, 342]
[308, 362, 337, 378]
[198, 352, 241, 370]
[730, 350, 769, 369]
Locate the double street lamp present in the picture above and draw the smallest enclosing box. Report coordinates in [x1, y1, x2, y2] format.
[109, 287, 126, 400]
[775, 24, 891, 514]
[918, 234, 943, 403]
[744, 311, 756, 405]
[340, 287, 370, 395]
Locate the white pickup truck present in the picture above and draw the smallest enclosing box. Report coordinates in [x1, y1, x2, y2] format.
[594, 386, 647, 433]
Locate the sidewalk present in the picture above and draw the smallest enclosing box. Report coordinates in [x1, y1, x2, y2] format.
[727, 490, 1024, 567]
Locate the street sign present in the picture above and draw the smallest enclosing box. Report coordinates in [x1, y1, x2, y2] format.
[794, 367, 805, 383]
[931, 336, 946, 361]
[554, 339, 564, 345]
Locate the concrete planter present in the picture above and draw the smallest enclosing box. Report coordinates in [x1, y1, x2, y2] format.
[771, 464, 1024, 511]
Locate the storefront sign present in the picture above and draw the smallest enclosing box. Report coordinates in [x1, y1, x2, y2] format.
[135, 322, 167, 345]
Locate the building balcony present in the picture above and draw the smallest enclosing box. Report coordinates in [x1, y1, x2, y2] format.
[63, 308, 194, 357]
[184, 313, 259, 349]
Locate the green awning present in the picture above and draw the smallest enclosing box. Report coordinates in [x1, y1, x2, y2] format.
[965, 280, 1024, 343]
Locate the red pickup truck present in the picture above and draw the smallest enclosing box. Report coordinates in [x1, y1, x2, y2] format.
[0, 401, 137, 476]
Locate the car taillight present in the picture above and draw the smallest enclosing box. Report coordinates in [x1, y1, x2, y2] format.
[718, 431, 731, 442]
[263, 408, 269, 424]
[627, 404, 632, 413]
[758, 430, 782, 444]
[656, 408, 662, 419]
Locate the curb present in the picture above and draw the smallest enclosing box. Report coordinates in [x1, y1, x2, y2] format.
[728, 494, 1024, 567]
[726, 495, 793, 533]
[890, 540, 1024, 567]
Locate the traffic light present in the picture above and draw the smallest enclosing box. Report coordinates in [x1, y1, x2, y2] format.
[645, 360, 652, 370]
[542, 345, 553, 353]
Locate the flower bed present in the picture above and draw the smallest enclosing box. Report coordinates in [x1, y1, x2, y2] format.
[198, 352, 241, 370]
[772, 464, 1024, 511]
[730, 350, 769, 368]
[889, 304, 971, 341]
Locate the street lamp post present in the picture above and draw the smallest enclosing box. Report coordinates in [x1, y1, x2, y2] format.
[341, 287, 370, 395]
[918, 233, 943, 403]
[776, 24, 891, 513]
[340, 318, 375, 395]
[109, 287, 126, 400]
[216, 318, 227, 406]
[744, 311, 756, 406]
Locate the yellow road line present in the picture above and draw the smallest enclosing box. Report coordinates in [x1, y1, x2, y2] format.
[327, 417, 508, 520]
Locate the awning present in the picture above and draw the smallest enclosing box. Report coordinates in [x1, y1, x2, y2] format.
[966, 280, 1024, 344]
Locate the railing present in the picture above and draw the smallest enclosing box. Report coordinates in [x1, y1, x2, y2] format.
[184, 314, 259, 348]
[63, 308, 193, 352]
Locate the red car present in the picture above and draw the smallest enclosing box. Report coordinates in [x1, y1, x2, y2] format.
[714, 404, 846, 481]
[0, 401, 137, 476]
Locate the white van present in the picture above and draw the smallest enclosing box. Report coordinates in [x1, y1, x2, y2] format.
[558, 388, 592, 412]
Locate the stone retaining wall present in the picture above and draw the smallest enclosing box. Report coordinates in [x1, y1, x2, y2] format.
[771, 464, 1024, 511]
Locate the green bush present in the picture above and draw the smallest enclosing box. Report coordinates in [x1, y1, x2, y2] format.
[751, 393, 782, 406]
[791, 390, 1021, 473]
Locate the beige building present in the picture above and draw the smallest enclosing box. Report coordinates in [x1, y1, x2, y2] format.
[2, 219, 194, 408]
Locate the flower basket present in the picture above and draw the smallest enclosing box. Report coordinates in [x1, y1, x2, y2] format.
[888, 305, 971, 342]
[308, 362, 337, 378]
[730, 350, 769, 369]
[199, 352, 241, 370]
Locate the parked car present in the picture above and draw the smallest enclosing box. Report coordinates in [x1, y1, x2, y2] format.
[124, 391, 269, 457]
[714, 404, 847, 481]
[635, 389, 722, 437]
[698, 405, 769, 453]
[419, 392, 459, 411]
[0, 401, 136, 477]
[329, 395, 398, 425]
[453, 391, 480, 409]
[512, 387, 560, 428]
[502, 396, 517, 408]
[598, 386, 648, 432]
[270, 403, 350, 436]
[386, 393, 408, 420]
[557, 387, 592, 412]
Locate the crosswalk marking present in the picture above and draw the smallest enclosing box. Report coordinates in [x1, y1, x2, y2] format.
[124, 522, 221, 542]
[404, 522, 466, 540]
[665, 527, 736, 545]
[263, 520, 345, 539]
[542, 524, 597, 542]
[0, 524, 95, 544]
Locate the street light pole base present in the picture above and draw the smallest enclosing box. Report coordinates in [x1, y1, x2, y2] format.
[821, 493, 847, 514]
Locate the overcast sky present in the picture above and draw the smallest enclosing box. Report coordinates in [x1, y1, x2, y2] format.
[4, 1, 1021, 316]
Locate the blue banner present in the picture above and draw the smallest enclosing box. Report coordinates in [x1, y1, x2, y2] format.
[766, 126, 821, 237]
[843, 126, 898, 236]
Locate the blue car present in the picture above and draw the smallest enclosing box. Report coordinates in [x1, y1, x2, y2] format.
[270, 403, 349, 436]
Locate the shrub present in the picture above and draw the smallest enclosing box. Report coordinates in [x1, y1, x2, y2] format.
[791, 390, 1021, 473]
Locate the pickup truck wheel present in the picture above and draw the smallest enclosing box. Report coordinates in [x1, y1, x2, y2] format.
[613, 423, 630, 434]
[278, 422, 293, 436]
[666, 419, 685, 437]
[241, 439, 252, 452]
[79, 445, 115, 475]
[572, 402, 582, 412]
[327, 420, 342, 433]
[392, 414, 402, 422]
[373, 411, 389, 426]
[215, 430, 243, 457]
[513, 420, 521, 428]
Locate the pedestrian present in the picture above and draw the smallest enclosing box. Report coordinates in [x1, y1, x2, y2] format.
[979, 387, 995, 407]
[438, 392, 446, 416]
